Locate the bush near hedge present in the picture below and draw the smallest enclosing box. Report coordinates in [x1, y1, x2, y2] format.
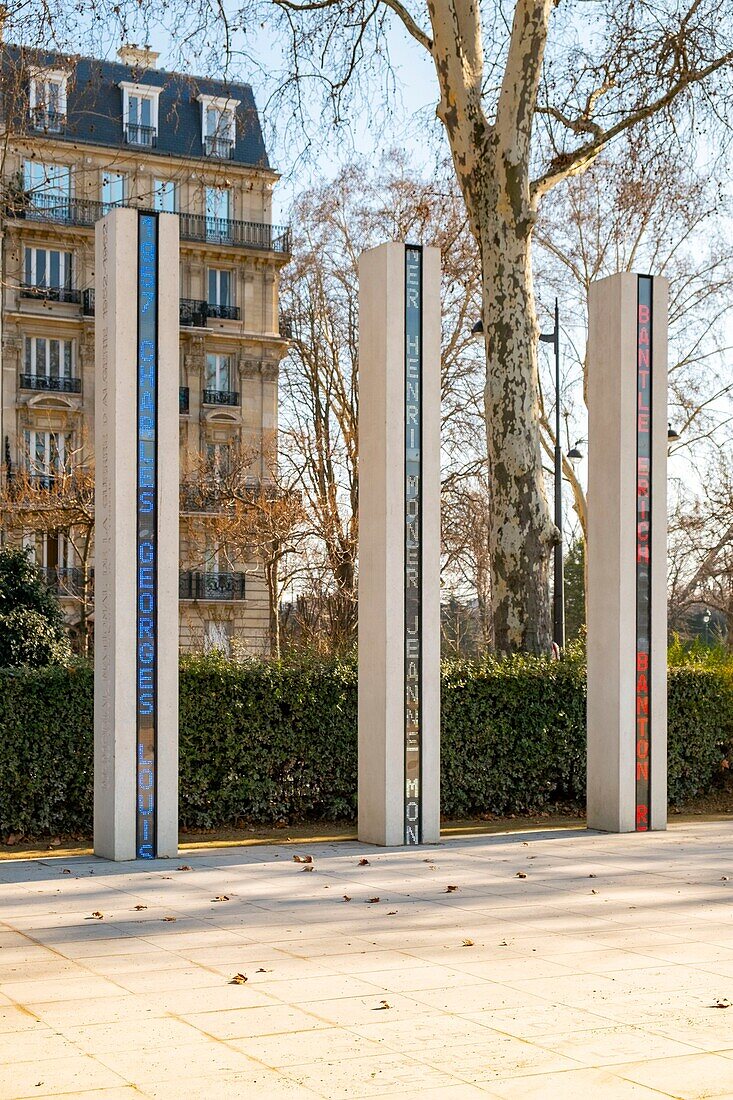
[0, 654, 732, 837]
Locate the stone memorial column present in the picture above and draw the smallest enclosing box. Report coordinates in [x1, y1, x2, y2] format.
[587, 272, 668, 833]
[94, 208, 180, 860]
[358, 242, 441, 846]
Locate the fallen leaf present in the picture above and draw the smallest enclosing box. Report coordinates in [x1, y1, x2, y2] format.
[161, 916, 176, 922]
[367, 897, 380, 904]
[515, 871, 527, 879]
[229, 973, 248, 985]
[498, 940, 508, 947]
[589, 874, 596, 878]
[177, 865, 193, 872]
[301, 865, 314, 872]
[591, 889, 597, 895]
[89, 911, 104, 920]
[462, 939, 474, 947]
[358, 858, 370, 866]
[343, 895, 352, 902]
[211, 895, 229, 902]
[256, 968, 271, 973]
[387, 910, 398, 915]
[711, 999, 731, 1009]
[292, 854, 313, 864]
[445, 885, 458, 893]
[722, 876, 729, 882]
[61, 868, 71, 874]
[373, 999, 391, 1010]
[133, 904, 147, 911]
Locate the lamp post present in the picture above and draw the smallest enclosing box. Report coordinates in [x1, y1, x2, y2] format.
[703, 607, 711, 646]
[540, 299, 564, 650]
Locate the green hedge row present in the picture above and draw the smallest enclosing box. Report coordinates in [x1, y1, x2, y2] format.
[1, 655, 732, 837]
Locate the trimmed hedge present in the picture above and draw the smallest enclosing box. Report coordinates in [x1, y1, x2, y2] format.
[0, 655, 732, 837]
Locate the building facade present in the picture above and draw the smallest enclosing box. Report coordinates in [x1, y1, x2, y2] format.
[0, 44, 289, 654]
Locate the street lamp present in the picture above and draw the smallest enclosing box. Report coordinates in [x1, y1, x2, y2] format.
[703, 607, 711, 646]
[667, 423, 681, 444]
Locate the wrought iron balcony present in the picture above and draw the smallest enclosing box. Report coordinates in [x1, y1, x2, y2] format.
[206, 303, 241, 321]
[179, 386, 190, 414]
[179, 570, 246, 601]
[204, 134, 234, 159]
[19, 373, 81, 394]
[82, 289, 95, 316]
[279, 313, 293, 339]
[202, 389, 239, 407]
[19, 284, 81, 305]
[7, 195, 291, 254]
[124, 123, 157, 147]
[28, 107, 65, 133]
[178, 212, 291, 253]
[179, 298, 207, 327]
[40, 566, 93, 597]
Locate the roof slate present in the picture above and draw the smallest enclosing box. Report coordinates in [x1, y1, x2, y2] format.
[2, 46, 271, 170]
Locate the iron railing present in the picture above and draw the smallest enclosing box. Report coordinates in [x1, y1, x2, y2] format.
[40, 566, 93, 597]
[179, 570, 246, 600]
[19, 373, 81, 394]
[179, 298, 207, 327]
[125, 123, 157, 147]
[8, 195, 291, 254]
[20, 284, 81, 305]
[82, 289, 95, 315]
[202, 389, 239, 406]
[179, 387, 190, 414]
[28, 108, 65, 133]
[204, 135, 234, 159]
[206, 303, 241, 321]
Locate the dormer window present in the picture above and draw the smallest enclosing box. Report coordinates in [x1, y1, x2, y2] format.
[199, 94, 239, 158]
[29, 70, 68, 133]
[120, 81, 161, 147]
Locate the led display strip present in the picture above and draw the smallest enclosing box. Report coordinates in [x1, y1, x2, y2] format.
[136, 212, 158, 858]
[635, 275, 653, 832]
[404, 245, 422, 845]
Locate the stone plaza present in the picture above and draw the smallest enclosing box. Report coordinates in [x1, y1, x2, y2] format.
[3, 821, 733, 1098]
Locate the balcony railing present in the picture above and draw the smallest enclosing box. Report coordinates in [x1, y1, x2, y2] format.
[20, 284, 81, 305]
[206, 303, 241, 321]
[125, 123, 157, 147]
[40, 566, 93, 597]
[179, 386, 190, 414]
[203, 389, 239, 407]
[179, 570, 246, 601]
[19, 373, 81, 394]
[204, 135, 234, 159]
[29, 108, 65, 133]
[179, 298, 207, 327]
[8, 195, 291, 254]
[82, 289, 95, 316]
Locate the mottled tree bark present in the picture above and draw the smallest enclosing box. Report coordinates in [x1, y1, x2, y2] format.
[429, 0, 556, 651]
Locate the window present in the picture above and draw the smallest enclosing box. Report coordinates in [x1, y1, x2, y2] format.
[208, 269, 232, 308]
[204, 619, 231, 655]
[205, 354, 232, 392]
[199, 94, 239, 158]
[23, 430, 71, 482]
[101, 171, 126, 213]
[24, 248, 73, 292]
[153, 179, 176, 213]
[23, 162, 71, 218]
[205, 187, 231, 242]
[24, 336, 74, 379]
[120, 81, 161, 146]
[29, 70, 68, 131]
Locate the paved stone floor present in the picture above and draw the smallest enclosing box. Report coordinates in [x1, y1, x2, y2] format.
[4, 823, 733, 1098]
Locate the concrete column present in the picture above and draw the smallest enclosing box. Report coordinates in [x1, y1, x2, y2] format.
[94, 208, 180, 860]
[587, 272, 668, 833]
[358, 241, 441, 846]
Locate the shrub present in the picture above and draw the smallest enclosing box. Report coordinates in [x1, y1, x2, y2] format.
[0, 547, 71, 668]
[0, 652, 731, 837]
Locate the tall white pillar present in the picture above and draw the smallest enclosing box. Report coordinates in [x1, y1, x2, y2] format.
[358, 242, 441, 846]
[587, 273, 668, 833]
[94, 208, 179, 860]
